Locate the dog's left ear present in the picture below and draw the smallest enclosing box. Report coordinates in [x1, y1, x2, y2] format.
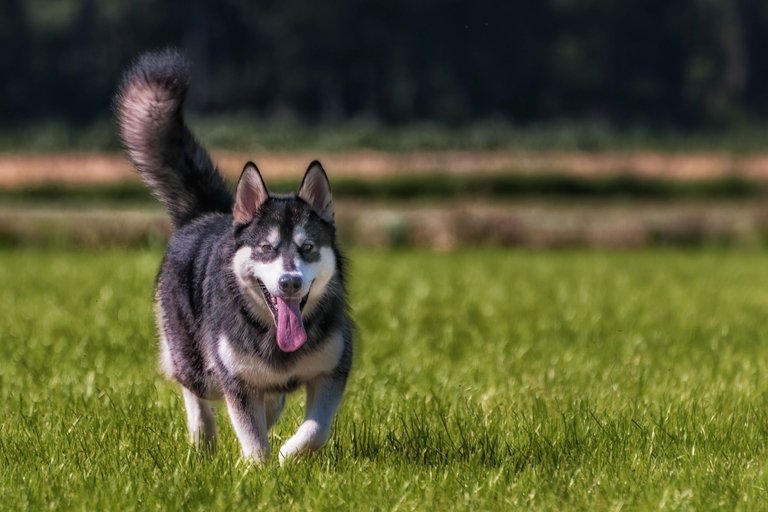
[297, 160, 334, 224]
[233, 161, 269, 225]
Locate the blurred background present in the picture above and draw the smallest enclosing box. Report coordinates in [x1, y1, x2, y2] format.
[4, 0, 768, 249]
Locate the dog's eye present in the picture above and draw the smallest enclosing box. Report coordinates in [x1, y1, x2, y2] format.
[260, 243, 274, 252]
[301, 242, 315, 253]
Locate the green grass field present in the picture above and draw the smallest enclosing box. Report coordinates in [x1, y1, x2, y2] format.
[2, 248, 768, 510]
[9, 117, 768, 153]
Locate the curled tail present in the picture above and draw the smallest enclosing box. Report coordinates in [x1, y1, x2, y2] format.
[114, 49, 232, 227]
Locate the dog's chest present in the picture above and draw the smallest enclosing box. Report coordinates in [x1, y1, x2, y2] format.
[217, 332, 343, 388]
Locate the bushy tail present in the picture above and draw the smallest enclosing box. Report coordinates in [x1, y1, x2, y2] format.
[114, 49, 232, 227]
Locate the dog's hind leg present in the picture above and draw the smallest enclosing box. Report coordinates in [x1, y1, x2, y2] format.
[265, 392, 285, 430]
[181, 386, 218, 451]
[278, 375, 345, 464]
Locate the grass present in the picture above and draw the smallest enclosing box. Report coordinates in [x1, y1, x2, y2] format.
[2, 248, 768, 509]
[7, 117, 768, 153]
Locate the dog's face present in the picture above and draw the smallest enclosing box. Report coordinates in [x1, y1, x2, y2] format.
[231, 161, 338, 353]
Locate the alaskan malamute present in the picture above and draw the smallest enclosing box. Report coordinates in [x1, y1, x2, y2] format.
[114, 50, 353, 464]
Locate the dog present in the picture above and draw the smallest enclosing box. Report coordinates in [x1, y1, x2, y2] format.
[114, 49, 353, 464]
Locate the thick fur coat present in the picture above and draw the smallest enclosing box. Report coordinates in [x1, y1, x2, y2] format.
[114, 50, 353, 463]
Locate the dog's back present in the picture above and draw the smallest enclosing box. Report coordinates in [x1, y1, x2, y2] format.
[115, 50, 237, 396]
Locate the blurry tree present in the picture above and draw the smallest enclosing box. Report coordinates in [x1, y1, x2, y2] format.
[0, 0, 764, 127]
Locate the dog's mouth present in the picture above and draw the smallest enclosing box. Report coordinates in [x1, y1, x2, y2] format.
[256, 279, 311, 353]
[256, 280, 310, 316]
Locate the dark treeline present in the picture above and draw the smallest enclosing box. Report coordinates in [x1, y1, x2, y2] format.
[0, 0, 766, 127]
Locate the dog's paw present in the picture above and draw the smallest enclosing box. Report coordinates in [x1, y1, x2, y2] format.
[189, 435, 217, 455]
[278, 420, 327, 466]
[278, 436, 307, 466]
[239, 448, 270, 467]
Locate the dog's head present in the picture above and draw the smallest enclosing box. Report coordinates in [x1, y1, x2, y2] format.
[231, 161, 338, 353]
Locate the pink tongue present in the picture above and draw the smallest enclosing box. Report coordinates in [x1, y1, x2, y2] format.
[275, 296, 307, 352]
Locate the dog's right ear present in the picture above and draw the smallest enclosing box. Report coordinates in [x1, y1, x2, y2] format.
[233, 162, 269, 225]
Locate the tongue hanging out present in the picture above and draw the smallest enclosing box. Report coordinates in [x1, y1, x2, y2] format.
[275, 296, 307, 352]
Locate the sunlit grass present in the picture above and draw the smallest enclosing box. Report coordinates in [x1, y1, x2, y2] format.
[1, 248, 768, 510]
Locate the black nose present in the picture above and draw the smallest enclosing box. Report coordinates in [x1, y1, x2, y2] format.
[278, 274, 303, 295]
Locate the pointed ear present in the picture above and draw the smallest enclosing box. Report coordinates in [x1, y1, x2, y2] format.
[297, 160, 334, 223]
[233, 162, 269, 225]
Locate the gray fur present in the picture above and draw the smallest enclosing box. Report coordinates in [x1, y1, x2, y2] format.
[115, 50, 353, 463]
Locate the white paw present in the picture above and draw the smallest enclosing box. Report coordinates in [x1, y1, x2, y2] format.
[278, 421, 326, 466]
[241, 446, 270, 466]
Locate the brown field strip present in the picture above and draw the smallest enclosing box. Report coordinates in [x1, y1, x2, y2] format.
[5, 151, 768, 187]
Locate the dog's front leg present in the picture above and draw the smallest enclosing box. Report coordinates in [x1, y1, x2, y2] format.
[278, 374, 345, 464]
[224, 389, 270, 463]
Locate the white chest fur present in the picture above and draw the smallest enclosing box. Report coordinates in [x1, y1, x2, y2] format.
[217, 332, 344, 388]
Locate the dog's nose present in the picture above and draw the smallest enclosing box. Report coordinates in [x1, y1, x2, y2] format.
[278, 274, 303, 295]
